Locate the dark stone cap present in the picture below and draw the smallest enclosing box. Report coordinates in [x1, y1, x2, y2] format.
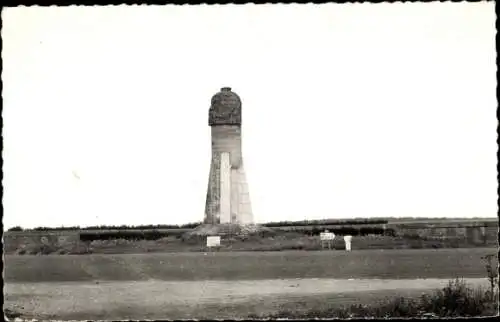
[209, 87, 242, 126]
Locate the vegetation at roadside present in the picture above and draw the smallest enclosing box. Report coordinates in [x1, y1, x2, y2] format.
[250, 256, 499, 318]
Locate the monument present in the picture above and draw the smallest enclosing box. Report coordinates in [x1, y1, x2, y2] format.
[204, 87, 253, 225]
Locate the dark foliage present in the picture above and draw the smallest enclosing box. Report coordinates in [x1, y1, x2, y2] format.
[253, 278, 498, 319]
[7, 226, 23, 231]
[24, 222, 203, 232]
[263, 218, 388, 227]
[296, 226, 394, 236]
[80, 229, 180, 241]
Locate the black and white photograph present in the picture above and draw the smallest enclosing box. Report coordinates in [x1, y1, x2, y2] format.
[2, 2, 498, 320]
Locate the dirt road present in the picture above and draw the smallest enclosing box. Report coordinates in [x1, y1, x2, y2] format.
[4, 278, 490, 320]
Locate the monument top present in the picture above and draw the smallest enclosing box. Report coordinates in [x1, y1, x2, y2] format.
[209, 87, 242, 126]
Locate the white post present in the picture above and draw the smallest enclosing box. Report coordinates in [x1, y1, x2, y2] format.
[344, 235, 352, 251]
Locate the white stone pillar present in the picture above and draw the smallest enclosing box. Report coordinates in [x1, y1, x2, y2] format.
[219, 152, 231, 224]
[344, 235, 352, 251]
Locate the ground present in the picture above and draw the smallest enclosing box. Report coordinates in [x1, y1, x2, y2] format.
[4, 278, 491, 320]
[4, 247, 498, 320]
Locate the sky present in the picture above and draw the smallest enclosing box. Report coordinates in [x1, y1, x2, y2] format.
[2, 3, 497, 229]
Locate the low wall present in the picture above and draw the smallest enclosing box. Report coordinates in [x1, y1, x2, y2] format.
[3, 231, 80, 254]
[388, 221, 498, 246]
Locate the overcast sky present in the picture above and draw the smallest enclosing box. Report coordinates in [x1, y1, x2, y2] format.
[2, 2, 497, 229]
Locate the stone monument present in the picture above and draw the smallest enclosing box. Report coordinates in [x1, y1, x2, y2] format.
[204, 87, 253, 225]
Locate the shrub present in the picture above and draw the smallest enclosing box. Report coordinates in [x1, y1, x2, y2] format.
[14, 248, 27, 255]
[79, 230, 170, 241]
[7, 226, 23, 232]
[67, 244, 92, 255]
[419, 278, 493, 316]
[359, 227, 386, 235]
[19, 222, 204, 232]
[482, 254, 499, 302]
[409, 239, 424, 249]
[256, 278, 497, 318]
[38, 244, 57, 255]
[180, 222, 203, 229]
[262, 218, 389, 227]
[18, 244, 59, 255]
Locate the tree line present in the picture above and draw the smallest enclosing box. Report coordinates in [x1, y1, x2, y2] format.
[7, 222, 202, 232]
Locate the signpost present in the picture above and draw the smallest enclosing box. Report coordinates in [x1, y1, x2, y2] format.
[320, 230, 335, 250]
[206, 236, 221, 252]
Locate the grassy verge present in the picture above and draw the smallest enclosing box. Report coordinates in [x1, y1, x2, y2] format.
[251, 254, 499, 318]
[249, 278, 498, 318]
[9, 231, 496, 256]
[4, 248, 497, 282]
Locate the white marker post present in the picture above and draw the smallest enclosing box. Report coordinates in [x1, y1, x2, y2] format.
[344, 235, 352, 251]
[320, 230, 335, 250]
[206, 236, 221, 252]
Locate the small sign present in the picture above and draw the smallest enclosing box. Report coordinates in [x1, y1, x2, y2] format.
[320, 232, 335, 241]
[206, 236, 221, 248]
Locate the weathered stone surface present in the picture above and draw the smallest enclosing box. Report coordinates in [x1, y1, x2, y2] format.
[3, 231, 80, 254]
[208, 87, 242, 126]
[204, 87, 253, 225]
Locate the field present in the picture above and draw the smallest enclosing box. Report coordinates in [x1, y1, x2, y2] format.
[5, 248, 498, 319]
[4, 218, 498, 319]
[5, 248, 496, 282]
[4, 278, 493, 320]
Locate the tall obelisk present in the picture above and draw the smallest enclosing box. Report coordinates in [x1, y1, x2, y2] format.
[204, 87, 253, 225]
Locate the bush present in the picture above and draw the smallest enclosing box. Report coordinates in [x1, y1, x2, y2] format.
[80, 230, 169, 241]
[255, 278, 497, 318]
[482, 254, 499, 302]
[7, 226, 23, 232]
[263, 218, 389, 227]
[14, 248, 27, 255]
[67, 244, 92, 255]
[419, 278, 494, 316]
[38, 244, 58, 255]
[17, 244, 59, 255]
[20, 222, 204, 232]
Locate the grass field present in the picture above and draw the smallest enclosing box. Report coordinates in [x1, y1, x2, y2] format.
[5, 248, 498, 319]
[5, 248, 497, 283]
